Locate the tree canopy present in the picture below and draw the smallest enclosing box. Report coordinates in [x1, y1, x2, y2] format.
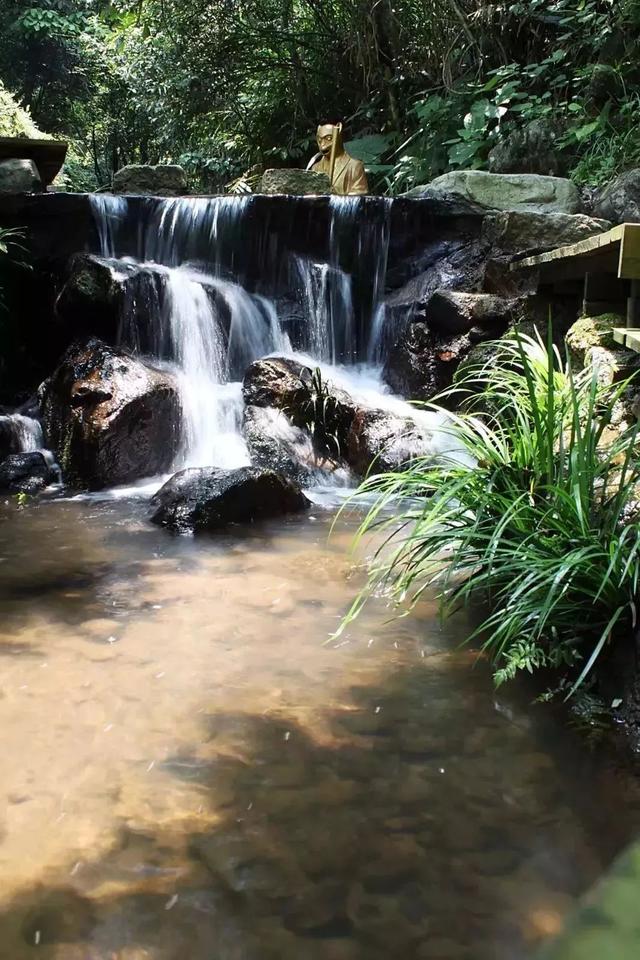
[0, 0, 639, 192]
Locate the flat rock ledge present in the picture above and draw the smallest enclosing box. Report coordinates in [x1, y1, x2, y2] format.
[150, 466, 311, 533]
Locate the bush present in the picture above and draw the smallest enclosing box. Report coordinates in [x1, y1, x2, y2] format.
[342, 329, 640, 697]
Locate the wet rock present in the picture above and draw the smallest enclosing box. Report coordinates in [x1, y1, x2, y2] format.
[150, 466, 310, 533]
[243, 356, 313, 411]
[40, 338, 181, 488]
[0, 451, 54, 493]
[243, 404, 315, 483]
[483, 210, 611, 254]
[112, 163, 188, 196]
[346, 408, 439, 475]
[593, 169, 640, 224]
[383, 318, 506, 403]
[408, 171, 582, 215]
[54, 254, 143, 344]
[0, 157, 42, 193]
[427, 290, 517, 336]
[261, 168, 331, 195]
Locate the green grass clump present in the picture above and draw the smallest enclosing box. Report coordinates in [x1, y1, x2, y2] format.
[342, 328, 640, 696]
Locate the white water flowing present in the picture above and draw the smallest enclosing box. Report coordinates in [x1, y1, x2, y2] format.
[88, 193, 453, 493]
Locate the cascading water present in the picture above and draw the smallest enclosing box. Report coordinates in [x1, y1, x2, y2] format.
[89, 192, 447, 489]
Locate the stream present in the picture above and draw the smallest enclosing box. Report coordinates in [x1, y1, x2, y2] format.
[1, 194, 639, 958]
[1, 495, 640, 960]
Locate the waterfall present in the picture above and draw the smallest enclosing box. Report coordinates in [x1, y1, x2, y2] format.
[88, 193, 404, 481]
[0, 413, 44, 453]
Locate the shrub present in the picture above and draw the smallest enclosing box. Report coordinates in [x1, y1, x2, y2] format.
[341, 329, 640, 696]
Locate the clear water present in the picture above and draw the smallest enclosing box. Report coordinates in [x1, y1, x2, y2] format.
[0, 497, 638, 960]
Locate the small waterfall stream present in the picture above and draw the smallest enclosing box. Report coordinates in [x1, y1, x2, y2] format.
[89, 193, 428, 483]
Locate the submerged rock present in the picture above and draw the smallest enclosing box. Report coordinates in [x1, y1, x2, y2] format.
[40, 338, 181, 489]
[150, 466, 310, 533]
[0, 451, 55, 494]
[408, 170, 582, 215]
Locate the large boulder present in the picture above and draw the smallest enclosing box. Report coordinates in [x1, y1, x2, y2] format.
[150, 466, 310, 533]
[55, 254, 142, 343]
[242, 356, 312, 410]
[0, 452, 55, 494]
[0, 158, 42, 193]
[407, 171, 582, 215]
[482, 210, 611, 253]
[40, 338, 181, 489]
[593, 170, 640, 225]
[346, 408, 439, 476]
[488, 120, 562, 176]
[260, 169, 331, 195]
[112, 163, 188, 196]
[426, 290, 517, 336]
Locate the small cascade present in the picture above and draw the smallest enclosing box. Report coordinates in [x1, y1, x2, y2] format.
[91, 194, 128, 258]
[88, 191, 439, 490]
[0, 413, 44, 453]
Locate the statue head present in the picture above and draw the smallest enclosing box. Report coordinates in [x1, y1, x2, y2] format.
[316, 123, 344, 156]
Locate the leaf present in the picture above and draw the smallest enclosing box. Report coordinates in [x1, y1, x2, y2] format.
[344, 133, 395, 163]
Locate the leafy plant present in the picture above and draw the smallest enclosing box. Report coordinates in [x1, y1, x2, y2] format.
[295, 368, 343, 468]
[340, 328, 640, 697]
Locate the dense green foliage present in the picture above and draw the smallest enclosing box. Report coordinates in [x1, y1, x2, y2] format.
[341, 331, 640, 695]
[1, 0, 639, 192]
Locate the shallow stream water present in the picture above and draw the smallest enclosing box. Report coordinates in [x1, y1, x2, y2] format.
[1, 494, 639, 960]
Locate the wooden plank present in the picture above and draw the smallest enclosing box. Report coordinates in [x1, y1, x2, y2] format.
[619, 224, 640, 280]
[513, 224, 625, 272]
[613, 327, 640, 351]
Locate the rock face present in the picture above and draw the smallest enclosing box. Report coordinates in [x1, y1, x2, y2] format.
[260, 168, 331, 195]
[383, 288, 514, 401]
[150, 466, 310, 533]
[40, 338, 181, 488]
[0, 452, 54, 493]
[112, 163, 188, 196]
[593, 170, 640, 225]
[483, 211, 611, 253]
[0, 158, 42, 193]
[408, 171, 582, 215]
[426, 290, 517, 336]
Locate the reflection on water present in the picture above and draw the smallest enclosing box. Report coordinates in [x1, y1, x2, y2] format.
[0, 497, 638, 960]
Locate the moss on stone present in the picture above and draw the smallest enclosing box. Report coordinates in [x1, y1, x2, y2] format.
[0, 81, 49, 139]
[565, 313, 624, 367]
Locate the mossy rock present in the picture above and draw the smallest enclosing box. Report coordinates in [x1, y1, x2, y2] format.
[565, 314, 623, 367]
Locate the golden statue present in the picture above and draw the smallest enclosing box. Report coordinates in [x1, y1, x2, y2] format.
[307, 123, 368, 196]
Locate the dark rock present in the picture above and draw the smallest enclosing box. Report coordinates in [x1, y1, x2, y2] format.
[40, 338, 181, 489]
[0, 158, 42, 193]
[261, 168, 331, 195]
[482, 210, 611, 254]
[427, 289, 517, 336]
[593, 170, 640, 225]
[0, 452, 54, 493]
[488, 120, 563, 176]
[54, 254, 143, 344]
[112, 163, 188, 196]
[242, 356, 312, 411]
[383, 322, 498, 403]
[150, 466, 310, 533]
[243, 404, 316, 484]
[346, 408, 438, 476]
